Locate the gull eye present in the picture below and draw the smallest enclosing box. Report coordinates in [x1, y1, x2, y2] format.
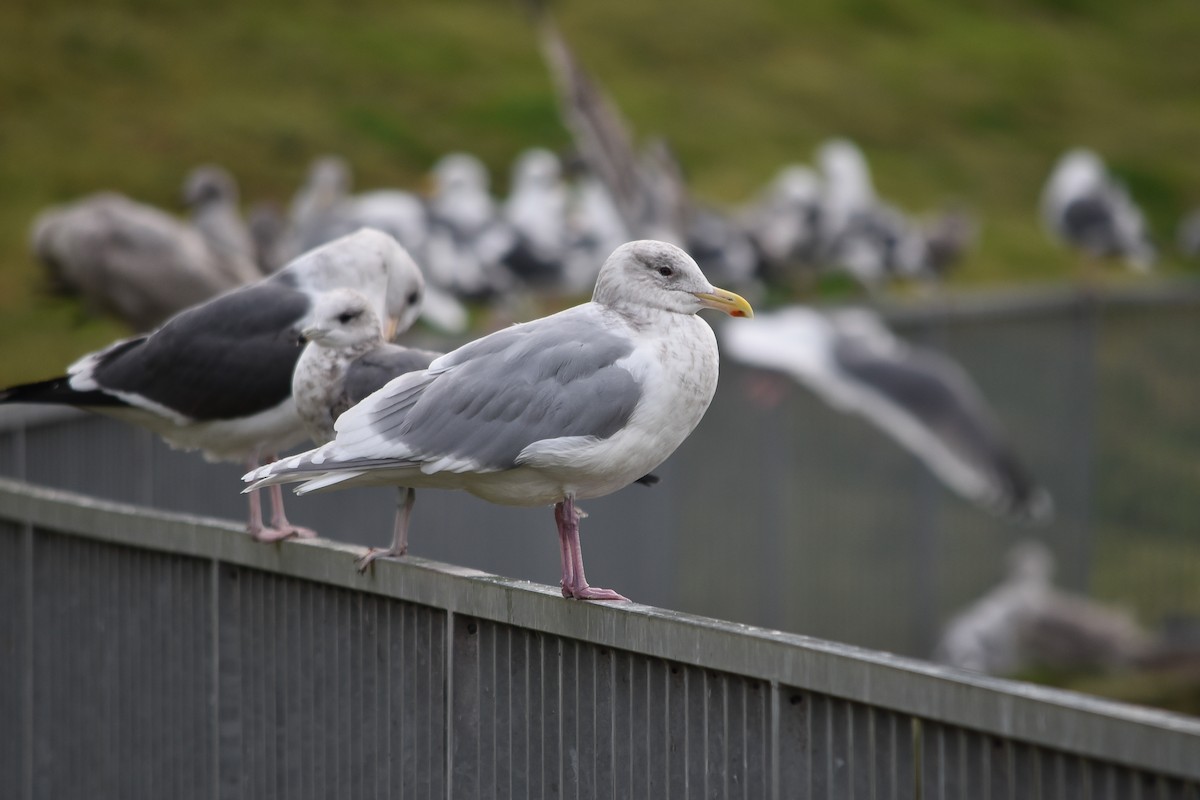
[407, 290, 421, 305]
[658, 266, 674, 277]
[337, 310, 362, 324]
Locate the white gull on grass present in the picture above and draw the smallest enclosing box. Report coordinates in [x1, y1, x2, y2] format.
[1, 229, 426, 541]
[245, 240, 753, 601]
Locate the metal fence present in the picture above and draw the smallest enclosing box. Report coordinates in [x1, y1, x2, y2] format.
[2, 282, 1198, 661]
[1, 476, 1199, 798]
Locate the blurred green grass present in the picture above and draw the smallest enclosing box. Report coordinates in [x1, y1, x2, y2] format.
[2, 0, 1200, 384]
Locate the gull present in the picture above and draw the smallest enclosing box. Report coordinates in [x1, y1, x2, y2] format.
[245, 240, 753, 600]
[741, 164, 824, 284]
[30, 165, 258, 331]
[292, 289, 439, 568]
[1040, 148, 1156, 272]
[424, 152, 516, 301]
[271, 156, 467, 333]
[1, 229, 426, 541]
[502, 147, 570, 286]
[720, 306, 1053, 522]
[933, 540, 1154, 675]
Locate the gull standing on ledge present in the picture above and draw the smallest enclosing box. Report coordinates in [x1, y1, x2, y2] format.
[246, 240, 753, 600]
[292, 289, 440, 568]
[2, 229, 426, 541]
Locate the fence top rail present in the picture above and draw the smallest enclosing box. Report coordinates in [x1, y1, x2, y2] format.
[2, 476, 1198, 778]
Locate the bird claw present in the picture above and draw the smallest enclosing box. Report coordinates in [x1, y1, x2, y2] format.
[248, 525, 318, 543]
[354, 547, 405, 573]
[563, 583, 629, 602]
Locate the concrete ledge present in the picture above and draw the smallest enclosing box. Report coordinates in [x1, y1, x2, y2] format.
[1, 475, 1197, 779]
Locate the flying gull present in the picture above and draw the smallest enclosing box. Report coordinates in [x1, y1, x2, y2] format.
[719, 306, 1053, 522]
[1040, 148, 1156, 272]
[30, 165, 259, 331]
[1, 229, 427, 541]
[292, 289, 440, 568]
[245, 240, 753, 600]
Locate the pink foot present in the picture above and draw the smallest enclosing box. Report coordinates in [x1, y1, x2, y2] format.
[248, 524, 317, 543]
[562, 583, 629, 602]
[354, 546, 406, 573]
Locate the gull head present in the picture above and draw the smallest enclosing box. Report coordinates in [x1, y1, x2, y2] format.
[432, 152, 490, 196]
[182, 164, 239, 209]
[592, 240, 753, 319]
[286, 229, 426, 341]
[377, 234, 426, 340]
[511, 148, 562, 190]
[301, 289, 383, 349]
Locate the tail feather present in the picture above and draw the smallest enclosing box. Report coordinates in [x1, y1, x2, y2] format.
[0, 376, 125, 408]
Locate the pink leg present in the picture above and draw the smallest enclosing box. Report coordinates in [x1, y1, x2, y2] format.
[554, 502, 576, 595]
[246, 453, 318, 542]
[246, 483, 266, 535]
[356, 487, 415, 572]
[555, 495, 628, 602]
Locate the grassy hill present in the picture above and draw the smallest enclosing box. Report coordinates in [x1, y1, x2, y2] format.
[2, 0, 1199, 382]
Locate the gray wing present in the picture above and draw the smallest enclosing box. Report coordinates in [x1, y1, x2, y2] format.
[832, 336, 1046, 519]
[337, 344, 441, 415]
[348, 310, 641, 472]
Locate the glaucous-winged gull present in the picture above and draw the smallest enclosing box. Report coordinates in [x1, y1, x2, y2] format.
[245, 240, 753, 600]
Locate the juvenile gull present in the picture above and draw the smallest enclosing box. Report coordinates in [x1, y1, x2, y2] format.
[720, 306, 1052, 522]
[933, 540, 1154, 675]
[292, 289, 439, 567]
[246, 240, 753, 600]
[2, 229, 426, 541]
[30, 165, 258, 331]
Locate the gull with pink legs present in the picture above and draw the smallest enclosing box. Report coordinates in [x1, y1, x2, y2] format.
[245, 240, 752, 601]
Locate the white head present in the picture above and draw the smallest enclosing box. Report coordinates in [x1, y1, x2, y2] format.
[817, 138, 875, 206]
[771, 165, 822, 204]
[182, 164, 239, 209]
[281, 228, 426, 341]
[1043, 148, 1107, 208]
[306, 155, 352, 195]
[511, 148, 562, 190]
[591, 240, 753, 318]
[301, 289, 383, 349]
[432, 152, 490, 196]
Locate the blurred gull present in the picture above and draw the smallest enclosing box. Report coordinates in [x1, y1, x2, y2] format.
[278, 155, 467, 333]
[501, 147, 570, 287]
[245, 240, 753, 599]
[815, 139, 933, 288]
[182, 165, 262, 283]
[719, 306, 1053, 522]
[1040, 148, 1156, 272]
[934, 540, 1154, 675]
[741, 164, 824, 284]
[424, 152, 516, 301]
[1, 230, 426, 541]
[31, 165, 259, 331]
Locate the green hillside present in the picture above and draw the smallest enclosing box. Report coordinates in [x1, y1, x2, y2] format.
[2, 0, 1199, 382]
